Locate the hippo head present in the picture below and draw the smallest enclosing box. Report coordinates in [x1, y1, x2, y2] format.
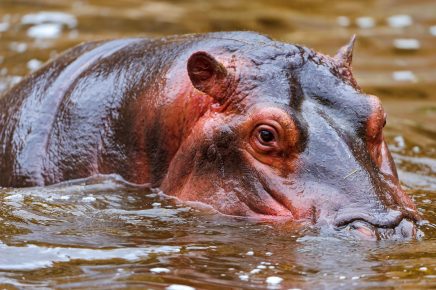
[161, 36, 420, 240]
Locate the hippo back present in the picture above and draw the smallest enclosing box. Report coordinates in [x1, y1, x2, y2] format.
[0, 32, 274, 187]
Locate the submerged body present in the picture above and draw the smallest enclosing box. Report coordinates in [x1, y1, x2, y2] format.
[0, 32, 419, 239]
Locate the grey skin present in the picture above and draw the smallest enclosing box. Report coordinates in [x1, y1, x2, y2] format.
[0, 32, 420, 240]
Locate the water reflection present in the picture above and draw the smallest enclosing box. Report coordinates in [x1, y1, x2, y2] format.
[0, 168, 434, 288]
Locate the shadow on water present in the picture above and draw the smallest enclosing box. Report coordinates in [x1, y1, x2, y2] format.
[0, 0, 435, 288]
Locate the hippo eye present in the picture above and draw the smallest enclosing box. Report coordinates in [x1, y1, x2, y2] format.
[251, 124, 280, 153]
[259, 129, 275, 143]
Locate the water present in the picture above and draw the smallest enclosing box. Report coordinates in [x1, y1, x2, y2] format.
[0, 0, 435, 289]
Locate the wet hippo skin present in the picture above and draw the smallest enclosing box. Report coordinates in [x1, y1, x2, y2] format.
[0, 32, 420, 239]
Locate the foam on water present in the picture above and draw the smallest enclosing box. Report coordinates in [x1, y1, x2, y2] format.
[387, 15, 413, 28]
[21, 12, 77, 28]
[27, 23, 63, 39]
[356, 17, 375, 28]
[393, 38, 421, 50]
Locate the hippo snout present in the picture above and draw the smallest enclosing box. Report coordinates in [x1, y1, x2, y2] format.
[334, 210, 420, 240]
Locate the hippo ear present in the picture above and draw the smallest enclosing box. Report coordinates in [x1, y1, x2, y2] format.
[334, 34, 356, 68]
[187, 51, 229, 102]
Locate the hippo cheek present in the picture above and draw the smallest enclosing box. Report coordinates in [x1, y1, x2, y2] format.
[241, 154, 317, 221]
[162, 131, 296, 217]
[175, 178, 259, 216]
[179, 178, 295, 218]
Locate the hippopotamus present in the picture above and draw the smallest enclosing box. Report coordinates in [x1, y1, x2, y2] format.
[0, 31, 420, 239]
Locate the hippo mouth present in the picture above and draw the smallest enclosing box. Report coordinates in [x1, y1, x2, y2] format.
[333, 210, 421, 240]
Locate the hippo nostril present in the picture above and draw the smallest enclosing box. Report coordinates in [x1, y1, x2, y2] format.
[346, 220, 378, 240]
[395, 219, 417, 239]
[377, 219, 416, 240]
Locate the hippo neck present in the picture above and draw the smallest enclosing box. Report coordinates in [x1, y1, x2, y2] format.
[124, 87, 213, 187]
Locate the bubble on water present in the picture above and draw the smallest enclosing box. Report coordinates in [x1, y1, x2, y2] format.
[419, 267, 428, 271]
[339, 275, 346, 280]
[393, 39, 420, 50]
[9, 42, 28, 53]
[166, 284, 195, 290]
[0, 21, 9, 32]
[152, 202, 161, 207]
[387, 15, 413, 28]
[21, 12, 77, 29]
[246, 250, 254, 256]
[257, 265, 267, 269]
[351, 276, 360, 280]
[336, 16, 350, 27]
[82, 195, 96, 203]
[27, 23, 62, 39]
[185, 245, 209, 250]
[27, 59, 43, 71]
[394, 135, 406, 149]
[430, 26, 436, 36]
[422, 199, 431, 204]
[412, 146, 421, 153]
[150, 267, 170, 273]
[10, 76, 23, 86]
[142, 2, 185, 22]
[265, 251, 273, 256]
[4, 193, 24, 203]
[239, 274, 249, 281]
[45, 195, 56, 202]
[266, 276, 283, 285]
[250, 268, 261, 274]
[59, 195, 70, 200]
[392, 71, 417, 83]
[356, 17, 375, 29]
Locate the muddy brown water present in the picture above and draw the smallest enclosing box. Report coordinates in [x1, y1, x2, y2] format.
[0, 0, 435, 289]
